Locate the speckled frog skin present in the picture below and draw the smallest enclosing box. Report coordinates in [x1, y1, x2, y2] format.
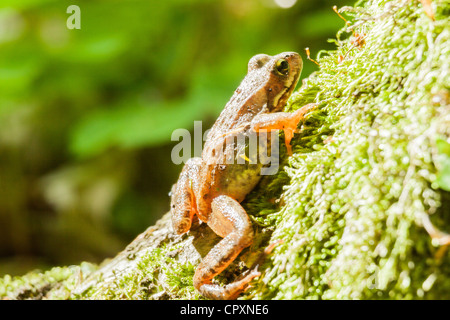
[170, 52, 316, 299]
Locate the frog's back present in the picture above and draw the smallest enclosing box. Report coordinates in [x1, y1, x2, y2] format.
[204, 72, 269, 147]
[196, 52, 302, 214]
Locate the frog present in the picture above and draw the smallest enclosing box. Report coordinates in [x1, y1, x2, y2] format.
[170, 51, 317, 300]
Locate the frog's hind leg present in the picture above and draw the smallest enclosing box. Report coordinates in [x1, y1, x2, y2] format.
[170, 157, 201, 235]
[193, 195, 260, 300]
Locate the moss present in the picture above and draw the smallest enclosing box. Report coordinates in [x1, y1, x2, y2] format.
[77, 244, 202, 300]
[243, 0, 450, 300]
[0, 262, 96, 300]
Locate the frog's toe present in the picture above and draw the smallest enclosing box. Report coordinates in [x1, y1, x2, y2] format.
[243, 268, 261, 283]
[196, 269, 260, 300]
[173, 217, 192, 234]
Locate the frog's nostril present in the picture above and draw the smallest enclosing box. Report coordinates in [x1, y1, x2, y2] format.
[284, 52, 300, 60]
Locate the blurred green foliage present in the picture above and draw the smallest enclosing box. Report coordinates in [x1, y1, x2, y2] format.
[436, 137, 450, 191]
[0, 0, 352, 275]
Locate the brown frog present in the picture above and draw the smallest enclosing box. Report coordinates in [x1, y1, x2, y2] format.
[170, 52, 316, 300]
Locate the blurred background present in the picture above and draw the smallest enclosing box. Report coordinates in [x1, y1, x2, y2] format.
[0, 0, 352, 276]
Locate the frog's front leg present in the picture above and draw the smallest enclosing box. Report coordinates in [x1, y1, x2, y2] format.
[194, 195, 260, 300]
[251, 103, 318, 155]
[170, 157, 202, 234]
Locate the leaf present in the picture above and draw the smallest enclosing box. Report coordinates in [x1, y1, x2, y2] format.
[436, 137, 450, 191]
[436, 159, 450, 191]
[436, 136, 450, 156]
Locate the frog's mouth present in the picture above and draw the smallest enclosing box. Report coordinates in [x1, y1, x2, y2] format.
[272, 73, 301, 111]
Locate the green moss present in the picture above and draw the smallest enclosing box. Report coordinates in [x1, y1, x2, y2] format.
[0, 262, 97, 300]
[243, 0, 450, 300]
[77, 244, 202, 300]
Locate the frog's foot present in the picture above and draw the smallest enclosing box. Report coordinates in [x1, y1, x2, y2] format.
[250, 103, 318, 155]
[247, 239, 284, 273]
[170, 157, 202, 234]
[197, 268, 260, 300]
[193, 195, 256, 300]
[264, 239, 284, 255]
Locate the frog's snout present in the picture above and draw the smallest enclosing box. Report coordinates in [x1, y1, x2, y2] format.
[283, 52, 302, 68]
[283, 52, 299, 59]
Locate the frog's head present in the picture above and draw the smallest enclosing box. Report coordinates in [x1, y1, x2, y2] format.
[248, 52, 303, 112]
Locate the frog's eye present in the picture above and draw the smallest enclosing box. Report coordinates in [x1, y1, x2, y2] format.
[275, 59, 289, 75]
